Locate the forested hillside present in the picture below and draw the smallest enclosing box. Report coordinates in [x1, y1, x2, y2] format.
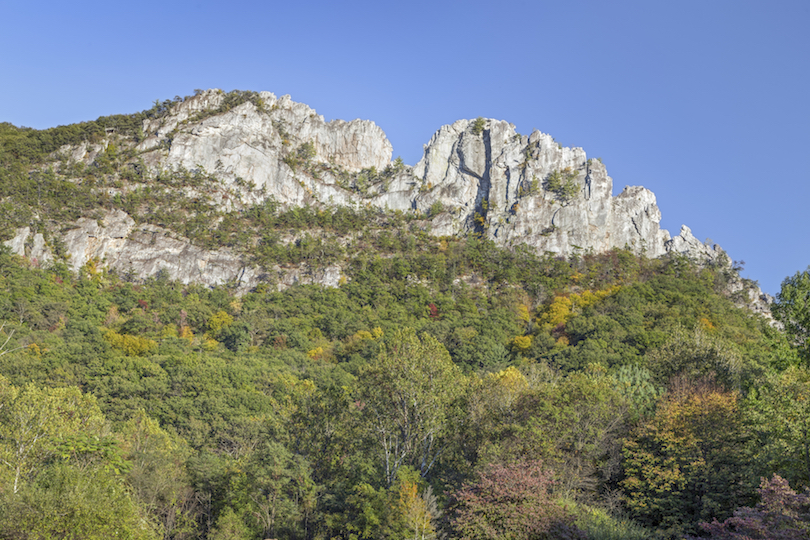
[1, 94, 809, 539]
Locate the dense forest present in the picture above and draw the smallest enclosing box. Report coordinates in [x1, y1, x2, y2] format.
[1, 93, 810, 539]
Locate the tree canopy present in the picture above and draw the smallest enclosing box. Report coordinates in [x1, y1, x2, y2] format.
[0, 104, 807, 538]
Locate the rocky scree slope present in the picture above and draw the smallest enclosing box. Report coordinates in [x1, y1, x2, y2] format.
[3, 89, 767, 311]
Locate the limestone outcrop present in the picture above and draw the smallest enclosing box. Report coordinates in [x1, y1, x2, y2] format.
[136, 90, 394, 210]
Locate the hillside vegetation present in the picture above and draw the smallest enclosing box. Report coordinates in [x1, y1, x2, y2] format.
[0, 94, 808, 539]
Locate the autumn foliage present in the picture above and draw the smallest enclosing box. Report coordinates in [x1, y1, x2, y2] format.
[691, 475, 810, 539]
[622, 376, 754, 537]
[450, 459, 584, 540]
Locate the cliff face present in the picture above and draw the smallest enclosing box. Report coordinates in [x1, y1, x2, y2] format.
[138, 93, 721, 261]
[411, 119, 678, 258]
[6, 90, 728, 291]
[138, 91, 394, 209]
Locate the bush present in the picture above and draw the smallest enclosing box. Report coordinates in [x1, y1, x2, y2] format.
[569, 503, 657, 540]
[545, 168, 580, 202]
[471, 117, 486, 136]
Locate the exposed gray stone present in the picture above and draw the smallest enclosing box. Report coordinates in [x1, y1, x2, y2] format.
[4, 208, 348, 295]
[5, 227, 29, 256]
[665, 225, 724, 264]
[30, 233, 52, 267]
[7, 90, 760, 304]
[126, 91, 724, 265]
[136, 90, 394, 210]
[3, 227, 53, 268]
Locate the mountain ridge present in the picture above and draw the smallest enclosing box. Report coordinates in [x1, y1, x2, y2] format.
[1, 89, 768, 313]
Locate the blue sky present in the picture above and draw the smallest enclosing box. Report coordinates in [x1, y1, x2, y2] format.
[2, 0, 808, 295]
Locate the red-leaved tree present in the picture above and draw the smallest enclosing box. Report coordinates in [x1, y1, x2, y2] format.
[690, 475, 810, 539]
[450, 459, 584, 540]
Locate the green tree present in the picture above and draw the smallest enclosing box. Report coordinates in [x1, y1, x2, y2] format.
[0, 377, 105, 494]
[0, 463, 160, 540]
[209, 507, 253, 540]
[773, 267, 810, 361]
[0, 378, 159, 539]
[746, 367, 810, 489]
[233, 441, 317, 540]
[358, 328, 463, 486]
[119, 411, 199, 539]
[611, 364, 664, 422]
[471, 117, 486, 136]
[338, 482, 392, 539]
[645, 324, 743, 389]
[544, 168, 580, 203]
[336, 468, 441, 540]
[476, 369, 629, 497]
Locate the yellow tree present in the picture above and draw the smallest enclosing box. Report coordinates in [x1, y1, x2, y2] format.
[0, 376, 105, 494]
[397, 479, 438, 540]
[622, 377, 756, 538]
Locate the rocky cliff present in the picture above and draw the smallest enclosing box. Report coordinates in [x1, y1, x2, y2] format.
[5, 89, 737, 293]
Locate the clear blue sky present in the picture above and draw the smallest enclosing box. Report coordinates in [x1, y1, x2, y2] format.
[2, 0, 808, 295]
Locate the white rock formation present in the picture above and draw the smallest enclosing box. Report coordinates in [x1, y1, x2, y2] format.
[5, 90, 735, 290]
[131, 94, 721, 261]
[4, 227, 53, 267]
[408, 119, 677, 258]
[3, 209, 345, 294]
[135, 90, 394, 209]
[665, 225, 724, 265]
